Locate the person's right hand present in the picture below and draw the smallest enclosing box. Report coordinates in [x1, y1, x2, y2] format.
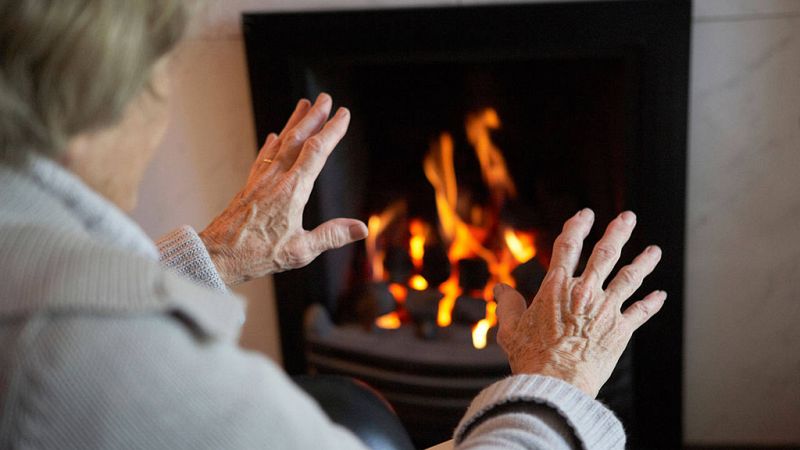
[494, 209, 666, 398]
[199, 94, 367, 286]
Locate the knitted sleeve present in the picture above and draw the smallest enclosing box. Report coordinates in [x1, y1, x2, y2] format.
[156, 226, 228, 292]
[454, 375, 626, 449]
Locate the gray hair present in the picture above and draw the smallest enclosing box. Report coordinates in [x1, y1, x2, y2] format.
[0, 0, 189, 165]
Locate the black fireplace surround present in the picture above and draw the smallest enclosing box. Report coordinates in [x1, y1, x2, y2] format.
[243, 2, 689, 448]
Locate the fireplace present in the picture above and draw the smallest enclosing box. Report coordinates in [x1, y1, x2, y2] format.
[243, 2, 689, 448]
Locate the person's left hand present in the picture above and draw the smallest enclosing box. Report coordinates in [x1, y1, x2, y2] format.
[199, 94, 368, 286]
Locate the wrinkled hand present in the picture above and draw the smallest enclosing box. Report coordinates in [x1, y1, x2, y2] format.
[200, 94, 368, 286]
[494, 209, 666, 398]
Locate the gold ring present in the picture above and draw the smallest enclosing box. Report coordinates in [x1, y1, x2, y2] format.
[262, 158, 274, 164]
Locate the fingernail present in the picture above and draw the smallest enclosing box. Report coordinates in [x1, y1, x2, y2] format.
[620, 211, 636, 225]
[493, 283, 508, 297]
[659, 291, 668, 300]
[647, 245, 661, 255]
[316, 93, 331, 104]
[349, 223, 368, 240]
[298, 98, 310, 107]
[337, 107, 350, 117]
[577, 208, 593, 219]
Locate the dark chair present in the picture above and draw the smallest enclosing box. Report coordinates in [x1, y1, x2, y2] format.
[294, 375, 415, 450]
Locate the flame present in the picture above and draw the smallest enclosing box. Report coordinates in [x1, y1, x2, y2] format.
[423, 134, 498, 264]
[471, 301, 497, 349]
[366, 202, 403, 281]
[409, 220, 427, 269]
[423, 133, 459, 242]
[388, 283, 408, 304]
[409, 275, 429, 291]
[367, 108, 537, 349]
[466, 108, 517, 203]
[471, 320, 491, 349]
[504, 229, 536, 264]
[375, 312, 402, 329]
[436, 275, 461, 327]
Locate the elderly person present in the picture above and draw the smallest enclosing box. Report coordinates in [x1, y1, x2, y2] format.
[0, 1, 667, 449]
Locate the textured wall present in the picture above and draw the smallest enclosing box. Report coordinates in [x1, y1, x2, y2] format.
[130, 1, 800, 445]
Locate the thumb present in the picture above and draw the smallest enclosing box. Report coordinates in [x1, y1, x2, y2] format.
[306, 218, 368, 256]
[494, 283, 527, 347]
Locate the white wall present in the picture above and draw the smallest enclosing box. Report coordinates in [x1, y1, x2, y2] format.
[130, 32, 282, 359]
[687, 1, 800, 445]
[131, 0, 800, 445]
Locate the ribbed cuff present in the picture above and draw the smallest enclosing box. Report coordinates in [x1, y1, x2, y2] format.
[455, 374, 626, 450]
[156, 226, 228, 293]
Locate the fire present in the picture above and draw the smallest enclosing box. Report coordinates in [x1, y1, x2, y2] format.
[366, 202, 403, 281]
[423, 133, 459, 243]
[375, 312, 402, 330]
[466, 109, 517, 204]
[409, 220, 427, 269]
[471, 320, 491, 349]
[367, 108, 537, 349]
[409, 275, 429, 291]
[388, 283, 408, 304]
[504, 229, 536, 264]
[471, 301, 497, 349]
[436, 276, 461, 327]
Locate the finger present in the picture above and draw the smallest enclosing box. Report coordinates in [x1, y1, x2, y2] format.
[264, 133, 278, 148]
[494, 283, 527, 349]
[581, 211, 636, 285]
[249, 133, 279, 178]
[275, 93, 333, 171]
[622, 290, 667, 331]
[256, 133, 279, 161]
[605, 245, 662, 304]
[305, 218, 368, 257]
[291, 107, 350, 186]
[279, 98, 312, 139]
[548, 208, 594, 276]
[258, 99, 312, 165]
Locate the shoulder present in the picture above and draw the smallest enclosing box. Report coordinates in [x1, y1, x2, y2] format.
[6, 310, 350, 449]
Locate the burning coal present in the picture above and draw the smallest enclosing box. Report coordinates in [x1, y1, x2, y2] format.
[369, 108, 539, 349]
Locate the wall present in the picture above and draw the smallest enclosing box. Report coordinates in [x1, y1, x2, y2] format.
[687, 1, 800, 445]
[130, 0, 800, 445]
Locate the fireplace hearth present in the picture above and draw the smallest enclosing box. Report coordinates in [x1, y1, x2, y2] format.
[244, 2, 689, 448]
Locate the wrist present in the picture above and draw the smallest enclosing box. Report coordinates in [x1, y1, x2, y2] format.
[199, 233, 238, 286]
[513, 359, 598, 398]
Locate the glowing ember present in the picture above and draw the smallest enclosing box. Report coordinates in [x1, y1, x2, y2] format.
[375, 312, 402, 329]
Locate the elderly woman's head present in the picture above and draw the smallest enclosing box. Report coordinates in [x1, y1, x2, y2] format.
[0, 0, 189, 209]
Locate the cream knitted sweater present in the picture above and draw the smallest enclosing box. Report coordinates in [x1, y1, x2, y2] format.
[0, 157, 626, 449]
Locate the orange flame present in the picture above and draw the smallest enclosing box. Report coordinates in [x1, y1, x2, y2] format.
[388, 283, 408, 304]
[366, 202, 403, 281]
[375, 312, 402, 330]
[368, 108, 536, 349]
[504, 229, 537, 264]
[471, 301, 497, 349]
[436, 276, 461, 327]
[466, 108, 517, 203]
[409, 220, 427, 270]
[423, 133, 459, 243]
[409, 275, 429, 291]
